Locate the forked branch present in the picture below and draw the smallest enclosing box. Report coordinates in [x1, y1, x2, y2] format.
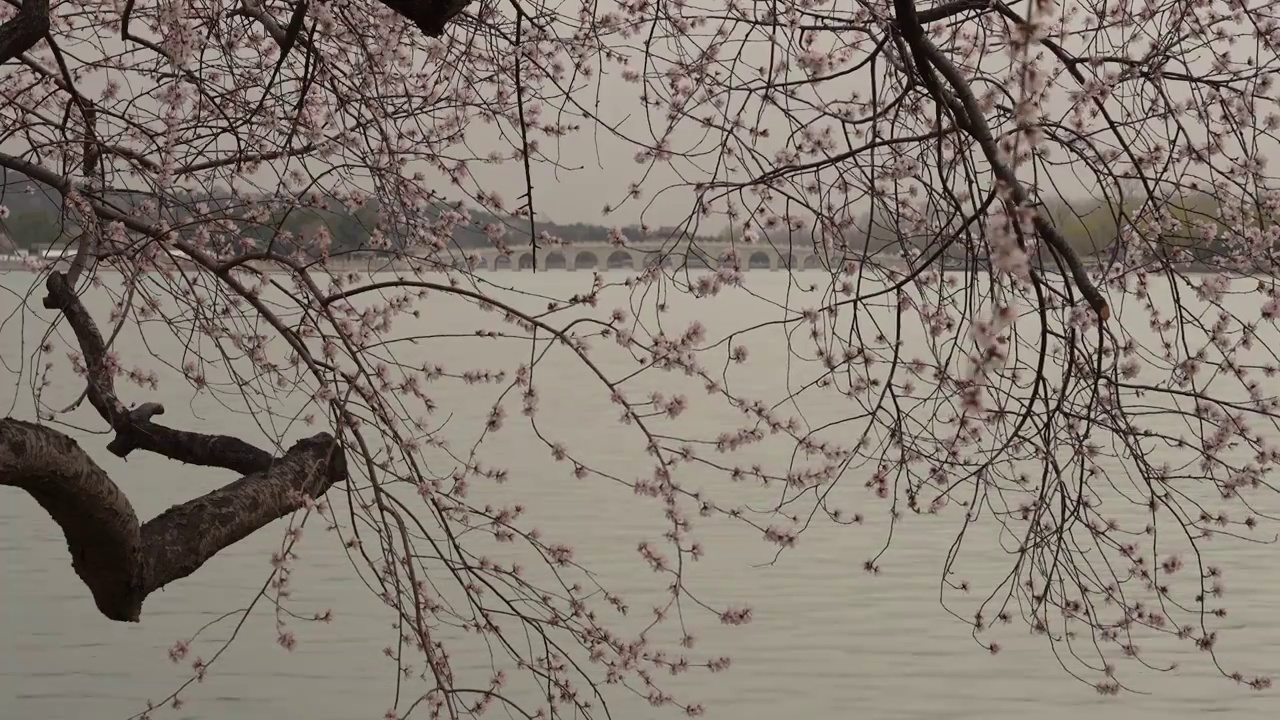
[0, 419, 346, 622]
[42, 272, 275, 475]
[0, 247, 346, 626]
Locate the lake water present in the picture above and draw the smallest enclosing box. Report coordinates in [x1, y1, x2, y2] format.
[2, 268, 1279, 719]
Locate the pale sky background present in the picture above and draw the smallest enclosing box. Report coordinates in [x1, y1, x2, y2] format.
[2, 0, 1275, 235]
[405, 0, 1273, 232]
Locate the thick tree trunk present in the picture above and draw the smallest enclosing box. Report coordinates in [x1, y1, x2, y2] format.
[0, 271, 347, 622]
[0, 419, 345, 622]
[0, 418, 141, 621]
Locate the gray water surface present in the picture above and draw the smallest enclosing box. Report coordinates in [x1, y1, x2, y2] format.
[2, 270, 1278, 720]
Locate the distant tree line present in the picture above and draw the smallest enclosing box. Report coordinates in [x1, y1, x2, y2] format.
[1, 168, 721, 256]
[2, 168, 1256, 266]
[767, 190, 1253, 269]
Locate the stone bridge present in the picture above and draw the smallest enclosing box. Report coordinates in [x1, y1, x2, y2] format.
[460, 242, 898, 272]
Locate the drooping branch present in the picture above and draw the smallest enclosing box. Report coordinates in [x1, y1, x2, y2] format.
[42, 272, 275, 475]
[893, 0, 1111, 322]
[0, 418, 346, 622]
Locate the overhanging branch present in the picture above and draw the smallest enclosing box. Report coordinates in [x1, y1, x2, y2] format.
[894, 0, 1111, 322]
[42, 272, 275, 474]
[138, 431, 346, 597]
[0, 419, 346, 622]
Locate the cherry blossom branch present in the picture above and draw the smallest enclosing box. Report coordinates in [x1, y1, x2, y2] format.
[893, 0, 1111, 321]
[41, 272, 275, 475]
[0, 153, 328, 475]
[2, 0, 1276, 710]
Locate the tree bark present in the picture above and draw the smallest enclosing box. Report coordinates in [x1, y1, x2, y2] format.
[3, 0, 468, 68]
[0, 0, 50, 65]
[0, 419, 345, 622]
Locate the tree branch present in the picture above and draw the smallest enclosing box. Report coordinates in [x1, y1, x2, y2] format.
[0, 153, 303, 476]
[7, 0, 465, 72]
[913, 0, 991, 25]
[0, 418, 140, 620]
[234, 0, 470, 41]
[0, 0, 49, 65]
[105, 403, 278, 477]
[42, 271, 275, 474]
[376, 0, 472, 37]
[138, 431, 346, 597]
[0, 418, 345, 622]
[894, 0, 1111, 322]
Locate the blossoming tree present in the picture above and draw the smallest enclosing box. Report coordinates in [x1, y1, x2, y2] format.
[2, 0, 1280, 716]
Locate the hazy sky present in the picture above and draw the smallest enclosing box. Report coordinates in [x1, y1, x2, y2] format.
[4, 1, 1271, 235]
[458, 117, 688, 227]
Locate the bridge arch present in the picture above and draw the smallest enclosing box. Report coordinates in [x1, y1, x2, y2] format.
[607, 250, 634, 269]
[747, 251, 771, 270]
[545, 252, 567, 270]
[574, 251, 599, 270]
[494, 255, 512, 270]
[802, 254, 822, 270]
[518, 253, 535, 270]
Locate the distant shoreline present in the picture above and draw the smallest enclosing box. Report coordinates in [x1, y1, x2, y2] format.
[0, 257, 1230, 276]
